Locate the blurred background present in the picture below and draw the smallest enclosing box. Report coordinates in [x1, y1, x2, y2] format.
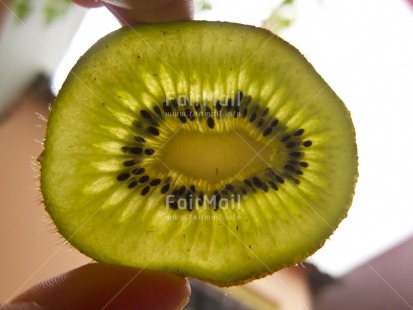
[1, 0, 412, 309]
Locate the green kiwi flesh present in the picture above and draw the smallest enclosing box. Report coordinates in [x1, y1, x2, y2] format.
[41, 21, 358, 286]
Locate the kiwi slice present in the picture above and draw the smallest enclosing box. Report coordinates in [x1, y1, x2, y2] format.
[41, 21, 357, 286]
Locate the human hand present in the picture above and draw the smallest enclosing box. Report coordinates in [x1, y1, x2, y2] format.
[2, 263, 190, 310]
[71, 0, 194, 25]
[0, 2, 193, 309]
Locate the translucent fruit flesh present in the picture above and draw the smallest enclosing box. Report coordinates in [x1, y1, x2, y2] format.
[41, 21, 358, 286]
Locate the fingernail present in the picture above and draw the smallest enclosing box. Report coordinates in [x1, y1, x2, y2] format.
[100, 0, 132, 9]
[12, 263, 191, 310]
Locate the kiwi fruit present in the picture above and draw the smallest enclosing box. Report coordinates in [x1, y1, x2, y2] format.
[40, 21, 357, 286]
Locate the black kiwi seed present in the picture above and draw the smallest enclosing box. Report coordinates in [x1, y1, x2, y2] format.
[132, 167, 145, 175]
[256, 119, 264, 128]
[216, 100, 223, 112]
[270, 119, 279, 127]
[117, 173, 130, 181]
[194, 102, 201, 112]
[168, 201, 178, 210]
[160, 183, 170, 194]
[225, 184, 234, 191]
[249, 112, 257, 123]
[153, 106, 162, 116]
[215, 192, 221, 203]
[260, 182, 269, 192]
[212, 191, 220, 210]
[262, 108, 269, 117]
[162, 102, 173, 113]
[171, 99, 178, 110]
[268, 181, 278, 191]
[226, 98, 233, 111]
[242, 108, 248, 118]
[189, 185, 196, 194]
[263, 127, 272, 137]
[284, 165, 295, 172]
[198, 192, 204, 206]
[178, 186, 186, 196]
[141, 186, 150, 196]
[185, 108, 195, 121]
[281, 135, 290, 142]
[123, 160, 136, 167]
[150, 179, 161, 186]
[134, 136, 145, 143]
[299, 162, 309, 168]
[128, 181, 138, 189]
[147, 127, 160, 136]
[144, 148, 155, 155]
[303, 140, 312, 147]
[207, 117, 215, 129]
[252, 177, 263, 188]
[294, 128, 304, 136]
[295, 169, 303, 175]
[252, 178, 268, 192]
[233, 105, 240, 118]
[290, 152, 301, 157]
[178, 114, 187, 124]
[244, 179, 253, 188]
[286, 142, 296, 149]
[276, 175, 285, 183]
[150, 119, 160, 127]
[291, 177, 300, 184]
[138, 175, 149, 183]
[184, 108, 191, 117]
[130, 147, 143, 155]
[140, 110, 152, 120]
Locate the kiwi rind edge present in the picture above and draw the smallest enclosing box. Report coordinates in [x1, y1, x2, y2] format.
[40, 21, 358, 287]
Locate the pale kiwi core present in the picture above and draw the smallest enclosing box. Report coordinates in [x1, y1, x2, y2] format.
[161, 130, 273, 183]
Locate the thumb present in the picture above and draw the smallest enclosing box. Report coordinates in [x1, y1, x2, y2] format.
[7, 263, 190, 310]
[101, 0, 194, 25]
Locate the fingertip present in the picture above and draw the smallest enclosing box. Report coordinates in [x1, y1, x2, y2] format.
[102, 0, 194, 26]
[71, 0, 104, 8]
[12, 263, 190, 310]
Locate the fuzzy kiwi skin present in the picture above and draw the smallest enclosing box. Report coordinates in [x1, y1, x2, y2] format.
[41, 21, 358, 287]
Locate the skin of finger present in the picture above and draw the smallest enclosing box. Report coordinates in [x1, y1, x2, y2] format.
[102, 0, 194, 25]
[10, 263, 190, 310]
[0, 302, 44, 310]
